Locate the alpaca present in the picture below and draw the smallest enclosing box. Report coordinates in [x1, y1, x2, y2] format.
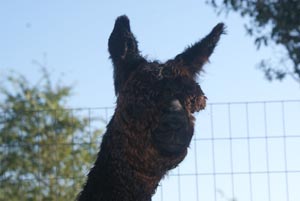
[77, 15, 224, 201]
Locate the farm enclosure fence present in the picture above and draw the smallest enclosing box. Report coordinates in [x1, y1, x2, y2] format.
[1, 100, 300, 201]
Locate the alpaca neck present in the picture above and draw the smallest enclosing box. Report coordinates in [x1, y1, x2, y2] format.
[77, 143, 161, 201]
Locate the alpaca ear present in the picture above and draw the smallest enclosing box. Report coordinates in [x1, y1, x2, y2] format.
[109, 15, 140, 62]
[108, 15, 144, 95]
[173, 23, 225, 76]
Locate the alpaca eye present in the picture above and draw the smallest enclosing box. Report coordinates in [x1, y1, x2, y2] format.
[169, 99, 183, 111]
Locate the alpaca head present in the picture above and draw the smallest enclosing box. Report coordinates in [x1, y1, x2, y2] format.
[109, 15, 224, 96]
[108, 15, 224, 158]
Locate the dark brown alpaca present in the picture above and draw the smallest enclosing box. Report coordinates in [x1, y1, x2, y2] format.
[77, 15, 224, 201]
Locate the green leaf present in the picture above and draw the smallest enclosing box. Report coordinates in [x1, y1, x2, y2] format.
[0, 69, 102, 200]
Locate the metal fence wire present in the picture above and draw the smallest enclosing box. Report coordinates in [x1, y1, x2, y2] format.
[1, 100, 300, 201]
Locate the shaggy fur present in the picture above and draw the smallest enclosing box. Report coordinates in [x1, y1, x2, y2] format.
[77, 15, 224, 201]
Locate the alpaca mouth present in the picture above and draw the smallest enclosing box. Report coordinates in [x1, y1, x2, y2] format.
[158, 142, 188, 155]
[154, 138, 189, 155]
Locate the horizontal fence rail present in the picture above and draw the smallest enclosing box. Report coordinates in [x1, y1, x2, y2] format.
[1, 100, 299, 201]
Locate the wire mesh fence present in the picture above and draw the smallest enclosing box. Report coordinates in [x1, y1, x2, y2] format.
[1, 100, 299, 201]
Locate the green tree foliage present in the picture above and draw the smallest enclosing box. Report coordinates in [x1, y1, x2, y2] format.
[208, 0, 300, 83]
[0, 69, 101, 201]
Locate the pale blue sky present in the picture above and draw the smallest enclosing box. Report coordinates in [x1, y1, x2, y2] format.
[1, 1, 299, 108]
